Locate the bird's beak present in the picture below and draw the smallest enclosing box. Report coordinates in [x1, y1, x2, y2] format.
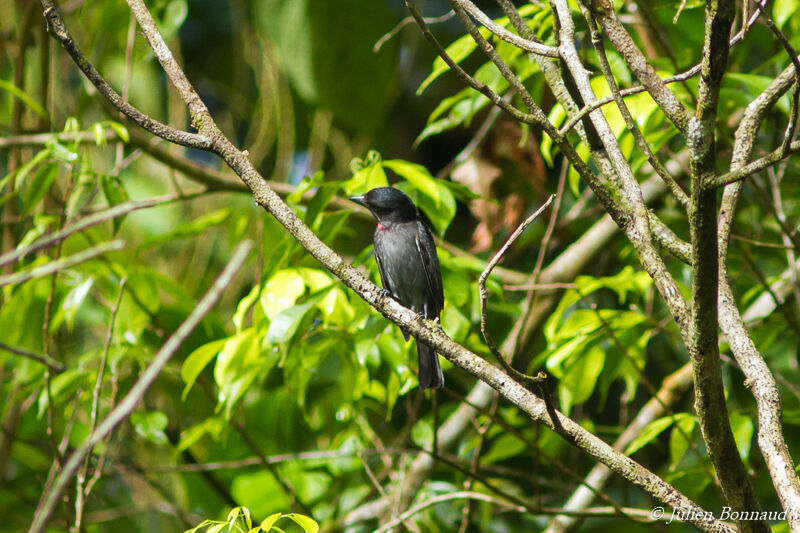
[349, 195, 365, 206]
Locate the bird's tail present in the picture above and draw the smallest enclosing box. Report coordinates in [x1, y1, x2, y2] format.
[417, 341, 444, 390]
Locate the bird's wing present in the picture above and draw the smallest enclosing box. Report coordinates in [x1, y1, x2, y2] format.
[415, 223, 444, 316]
[373, 238, 395, 297]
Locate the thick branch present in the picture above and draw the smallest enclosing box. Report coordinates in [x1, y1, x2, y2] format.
[551, 0, 690, 337]
[717, 58, 800, 528]
[687, 1, 766, 529]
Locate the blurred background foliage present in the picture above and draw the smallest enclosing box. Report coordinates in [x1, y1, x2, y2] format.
[1, 0, 800, 531]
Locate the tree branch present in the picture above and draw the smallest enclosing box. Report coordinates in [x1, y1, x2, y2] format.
[716, 54, 800, 530]
[0, 240, 125, 288]
[587, 0, 690, 133]
[685, 1, 767, 529]
[40, 2, 210, 150]
[452, 0, 558, 57]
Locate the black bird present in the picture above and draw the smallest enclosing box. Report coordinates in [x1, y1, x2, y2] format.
[350, 187, 445, 389]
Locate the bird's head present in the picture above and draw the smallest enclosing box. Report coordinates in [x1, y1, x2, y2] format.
[349, 187, 419, 224]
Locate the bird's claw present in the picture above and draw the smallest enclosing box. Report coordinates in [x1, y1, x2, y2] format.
[378, 288, 394, 301]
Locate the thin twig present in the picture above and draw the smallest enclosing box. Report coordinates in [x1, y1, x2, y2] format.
[359, 452, 419, 532]
[0, 342, 64, 372]
[233, 422, 313, 516]
[0, 195, 191, 269]
[374, 10, 455, 53]
[730, 234, 794, 249]
[374, 491, 526, 533]
[75, 278, 126, 532]
[478, 195, 553, 385]
[751, 3, 800, 157]
[405, 1, 539, 125]
[0, 240, 125, 288]
[502, 282, 577, 291]
[0, 130, 120, 148]
[458, 397, 498, 533]
[709, 139, 800, 187]
[507, 159, 568, 356]
[561, 4, 763, 137]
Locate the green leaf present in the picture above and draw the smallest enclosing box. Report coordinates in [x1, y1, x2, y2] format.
[213, 329, 260, 389]
[730, 411, 754, 462]
[138, 208, 230, 250]
[177, 416, 226, 452]
[625, 416, 676, 455]
[38, 370, 88, 417]
[181, 338, 227, 400]
[669, 413, 697, 471]
[260, 513, 283, 531]
[107, 121, 130, 142]
[231, 471, 291, 519]
[574, 266, 653, 302]
[46, 139, 78, 163]
[344, 155, 388, 195]
[285, 514, 319, 533]
[21, 162, 58, 214]
[557, 343, 605, 412]
[184, 519, 214, 533]
[418, 31, 485, 94]
[130, 410, 169, 444]
[62, 277, 94, 330]
[226, 507, 252, 529]
[63, 117, 80, 133]
[92, 122, 106, 146]
[0, 78, 48, 120]
[233, 284, 261, 332]
[482, 433, 527, 465]
[774, 0, 799, 29]
[101, 175, 130, 233]
[411, 419, 434, 449]
[206, 524, 226, 533]
[66, 166, 98, 217]
[261, 270, 306, 320]
[12, 148, 52, 192]
[416, 88, 492, 145]
[287, 170, 324, 205]
[157, 0, 188, 39]
[266, 291, 326, 343]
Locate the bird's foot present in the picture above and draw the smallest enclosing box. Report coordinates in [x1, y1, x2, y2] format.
[377, 288, 393, 300]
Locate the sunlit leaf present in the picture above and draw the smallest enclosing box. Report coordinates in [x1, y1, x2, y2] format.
[625, 416, 676, 455]
[285, 513, 319, 533]
[181, 338, 227, 399]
